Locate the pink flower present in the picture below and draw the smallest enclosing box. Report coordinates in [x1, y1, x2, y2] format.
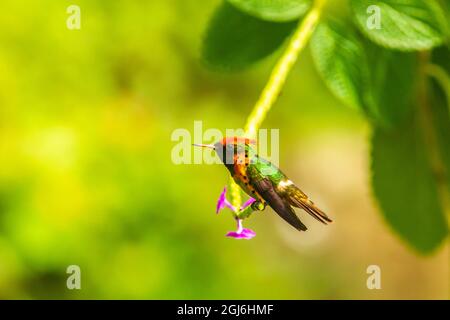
[215, 187, 256, 240]
[226, 219, 256, 240]
[240, 198, 256, 211]
[216, 187, 236, 213]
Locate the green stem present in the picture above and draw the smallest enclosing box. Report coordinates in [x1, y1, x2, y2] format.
[244, 0, 326, 138]
[230, 0, 327, 209]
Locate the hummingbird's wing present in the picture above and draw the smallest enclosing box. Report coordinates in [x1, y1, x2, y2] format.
[278, 180, 332, 224]
[250, 177, 307, 232]
[247, 156, 331, 228]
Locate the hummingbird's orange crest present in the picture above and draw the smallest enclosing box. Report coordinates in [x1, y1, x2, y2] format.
[220, 136, 256, 146]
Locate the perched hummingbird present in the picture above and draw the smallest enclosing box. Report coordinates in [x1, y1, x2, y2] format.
[193, 136, 332, 231]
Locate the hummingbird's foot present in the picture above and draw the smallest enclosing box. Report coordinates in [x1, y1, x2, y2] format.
[216, 187, 236, 214]
[237, 199, 265, 219]
[226, 218, 256, 240]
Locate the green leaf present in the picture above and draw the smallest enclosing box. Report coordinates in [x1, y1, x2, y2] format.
[202, 2, 296, 71]
[364, 43, 418, 126]
[429, 76, 450, 195]
[432, 46, 450, 74]
[430, 47, 450, 111]
[227, 0, 311, 22]
[351, 0, 449, 51]
[371, 111, 448, 254]
[310, 20, 370, 111]
[310, 20, 417, 126]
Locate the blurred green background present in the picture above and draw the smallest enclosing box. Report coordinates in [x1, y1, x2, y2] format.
[0, 0, 448, 299]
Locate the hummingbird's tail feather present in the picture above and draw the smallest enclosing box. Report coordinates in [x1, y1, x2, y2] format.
[253, 178, 307, 231]
[285, 185, 332, 224]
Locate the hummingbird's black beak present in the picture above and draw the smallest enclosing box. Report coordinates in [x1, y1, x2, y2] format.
[192, 143, 215, 150]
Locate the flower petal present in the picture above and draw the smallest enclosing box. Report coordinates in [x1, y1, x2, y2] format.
[226, 230, 255, 239]
[240, 198, 256, 211]
[225, 219, 256, 239]
[216, 187, 236, 214]
[241, 228, 256, 237]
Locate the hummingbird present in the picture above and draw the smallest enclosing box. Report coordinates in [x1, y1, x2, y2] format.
[193, 136, 332, 231]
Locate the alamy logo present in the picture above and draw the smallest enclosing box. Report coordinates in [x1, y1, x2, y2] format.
[366, 5, 381, 30]
[366, 265, 381, 290]
[66, 265, 81, 290]
[66, 5, 81, 30]
[171, 121, 280, 166]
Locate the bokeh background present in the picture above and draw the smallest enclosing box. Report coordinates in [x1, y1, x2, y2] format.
[0, 0, 448, 299]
